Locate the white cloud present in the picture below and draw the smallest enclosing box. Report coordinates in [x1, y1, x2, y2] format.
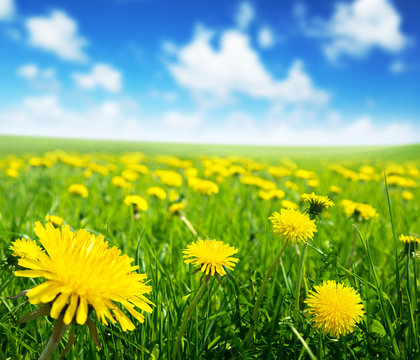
[17, 63, 60, 90]
[297, 0, 410, 61]
[389, 60, 406, 74]
[163, 110, 202, 130]
[0, 95, 142, 139]
[0, 0, 14, 20]
[72, 63, 122, 93]
[168, 29, 328, 105]
[235, 2, 254, 30]
[258, 26, 275, 48]
[26, 10, 88, 62]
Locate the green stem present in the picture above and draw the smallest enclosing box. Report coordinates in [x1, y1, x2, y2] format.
[173, 279, 208, 359]
[245, 240, 289, 346]
[294, 243, 307, 318]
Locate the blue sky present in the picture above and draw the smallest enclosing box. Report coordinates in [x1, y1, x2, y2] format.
[0, 0, 419, 145]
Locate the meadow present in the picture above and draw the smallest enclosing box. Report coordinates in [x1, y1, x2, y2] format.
[0, 135, 419, 359]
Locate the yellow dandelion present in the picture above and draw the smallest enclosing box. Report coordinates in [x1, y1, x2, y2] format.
[402, 190, 414, 201]
[169, 202, 185, 215]
[329, 185, 342, 194]
[112, 176, 132, 189]
[399, 234, 420, 244]
[269, 208, 317, 244]
[188, 177, 219, 195]
[169, 189, 180, 202]
[281, 199, 298, 209]
[123, 195, 148, 211]
[306, 179, 320, 188]
[340, 200, 378, 221]
[301, 192, 334, 217]
[305, 280, 364, 338]
[154, 170, 183, 187]
[68, 184, 88, 198]
[147, 186, 167, 200]
[45, 215, 64, 227]
[11, 222, 153, 331]
[183, 239, 239, 276]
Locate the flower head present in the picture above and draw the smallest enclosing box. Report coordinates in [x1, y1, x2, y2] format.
[123, 195, 148, 211]
[301, 192, 334, 217]
[305, 280, 364, 338]
[147, 186, 167, 200]
[45, 215, 64, 227]
[11, 222, 153, 331]
[399, 234, 420, 244]
[68, 184, 88, 198]
[169, 202, 185, 215]
[269, 208, 317, 244]
[183, 239, 239, 277]
[340, 200, 378, 221]
[188, 177, 219, 195]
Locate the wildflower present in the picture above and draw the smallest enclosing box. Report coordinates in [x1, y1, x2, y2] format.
[307, 179, 320, 188]
[123, 195, 148, 211]
[340, 200, 378, 221]
[305, 280, 364, 337]
[147, 186, 167, 200]
[281, 199, 298, 209]
[169, 189, 180, 202]
[121, 169, 139, 182]
[188, 177, 219, 195]
[301, 192, 334, 217]
[10, 222, 153, 335]
[84, 169, 92, 178]
[329, 185, 342, 194]
[399, 234, 420, 244]
[6, 167, 19, 178]
[112, 176, 131, 189]
[169, 202, 185, 215]
[285, 181, 299, 191]
[68, 184, 88, 198]
[258, 189, 285, 200]
[402, 190, 414, 201]
[154, 170, 183, 187]
[269, 208, 317, 244]
[183, 239, 239, 277]
[45, 215, 64, 227]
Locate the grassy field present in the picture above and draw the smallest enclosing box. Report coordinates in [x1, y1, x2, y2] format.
[0, 135, 419, 359]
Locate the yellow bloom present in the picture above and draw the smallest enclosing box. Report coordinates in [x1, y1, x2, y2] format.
[68, 184, 88, 198]
[329, 185, 342, 194]
[301, 192, 334, 216]
[285, 181, 299, 191]
[112, 176, 131, 189]
[305, 280, 364, 338]
[12, 222, 153, 331]
[269, 208, 317, 244]
[147, 186, 167, 200]
[183, 239, 239, 276]
[402, 190, 414, 201]
[281, 200, 298, 209]
[45, 215, 64, 227]
[121, 169, 139, 182]
[340, 200, 378, 221]
[399, 234, 420, 244]
[123, 195, 148, 211]
[258, 189, 285, 200]
[306, 179, 320, 188]
[169, 202, 185, 215]
[169, 189, 180, 202]
[154, 170, 183, 187]
[6, 167, 19, 178]
[188, 177, 219, 195]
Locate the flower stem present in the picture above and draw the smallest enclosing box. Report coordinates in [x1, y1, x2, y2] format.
[173, 279, 208, 359]
[179, 214, 198, 238]
[38, 321, 68, 360]
[294, 243, 307, 318]
[245, 240, 288, 346]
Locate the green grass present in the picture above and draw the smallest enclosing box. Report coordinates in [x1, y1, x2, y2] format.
[0, 135, 419, 359]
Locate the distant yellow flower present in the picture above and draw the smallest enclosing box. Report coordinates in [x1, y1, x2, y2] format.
[169, 189, 179, 202]
[45, 215, 64, 227]
[399, 234, 420, 244]
[169, 202, 185, 215]
[123, 195, 148, 211]
[340, 200, 378, 221]
[112, 176, 131, 189]
[281, 200, 298, 209]
[285, 181, 299, 191]
[6, 168, 19, 178]
[307, 179, 320, 188]
[305, 280, 364, 338]
[269, 208, 317, 244]
[147, 186, 167, 200]
[301, 192, 334, 216]
[121, 169, 139, 182]
[329, 185, 342, 194]
[84, 169, 92, 178]
[402, 190, 414, 201]
[11, 222, 153, 331]
[183, 239, 239, 276]
[188, 177, 219, 195]
[68, 184, 88, 198]
[154, 170, 183, 187]
[258, 189, 285, 200]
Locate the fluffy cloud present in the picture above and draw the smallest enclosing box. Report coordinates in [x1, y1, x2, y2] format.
[0, 95, 142, 139]
[167, 29, 328, 105]
[258, 26, 275, 48]
[0, 0, 14, 20]
[72, 63, 122, 93]
[17, 63, 60, 91]
[26, 10, 88, 62]
[235, 2, 254, 30]
[163, 110, 202, 130]
[296, 0, 410, 60]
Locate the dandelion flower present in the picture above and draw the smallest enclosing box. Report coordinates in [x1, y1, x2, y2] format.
[112, 176, 131, 189]
[269, 208, 317, 244]
[68, 184, 88, 198]
[45, 215, 64, 227]
[329, 185, 342, 194]
[340, 200, 378, 221]
[188, 177, 219, 195]
[281, 200, 298, 209]
[169, 202, 185, 215]
[402, 191, 414, 201]
[305, 280, 364, 337]
[301, 192, 334, 217]
[147, 186, 167, 200]
[399, 234, 420, 244]
[12, 222, 153, 331]
[183, 239, 239, 276]
[123, 195, 148, 211]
